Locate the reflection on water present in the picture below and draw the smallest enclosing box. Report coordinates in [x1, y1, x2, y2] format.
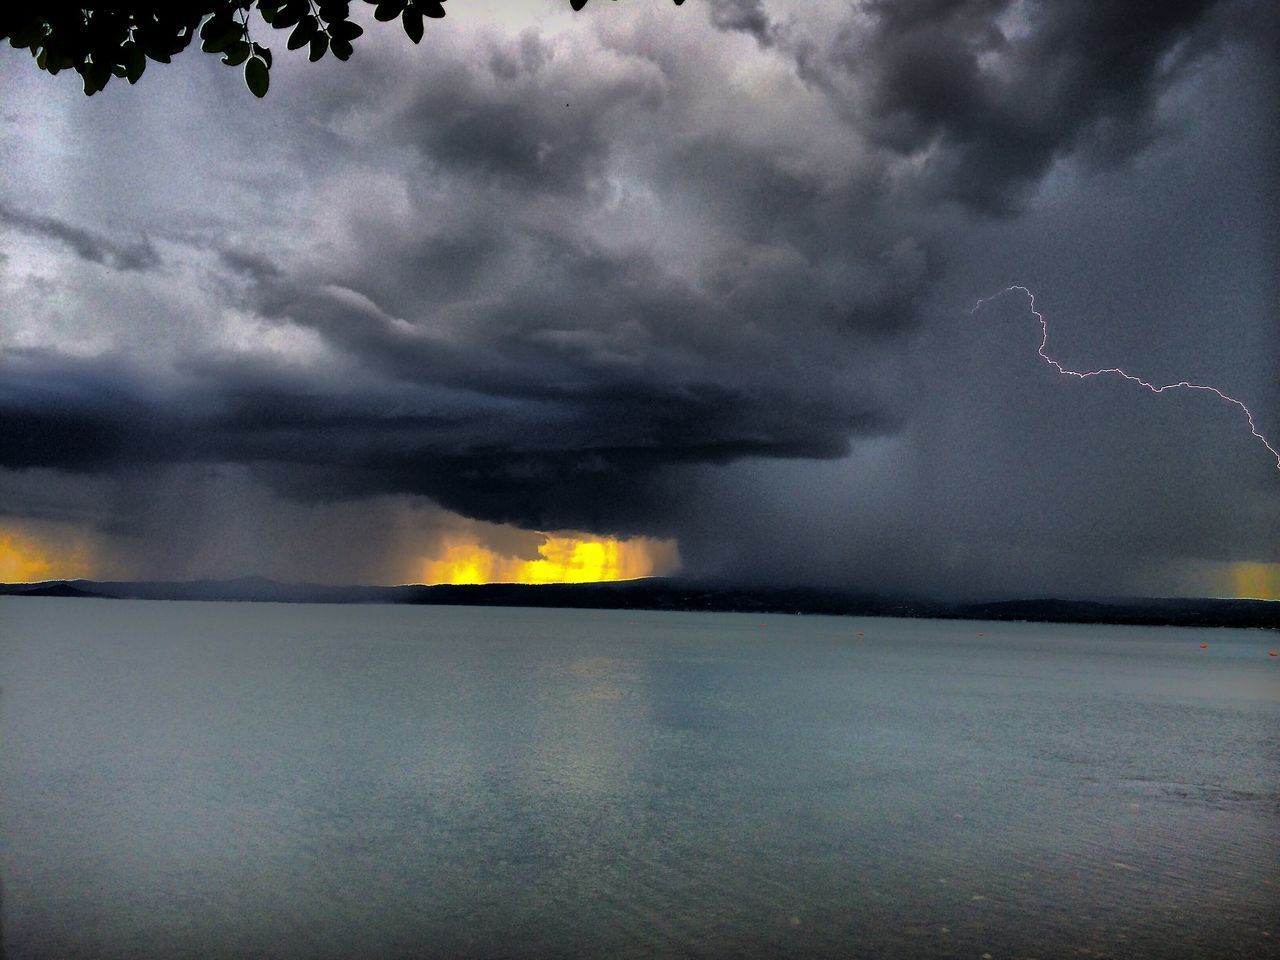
[1, 598, 1277, 959]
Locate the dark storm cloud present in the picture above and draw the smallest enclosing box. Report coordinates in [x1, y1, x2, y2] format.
[0, 0, 1275, 593]
[0, 201, 160, 272]
[218, 248, 282, 285]
[787, 0, 1232, 212]
[395, 62, 641, 193]
[0, 309, 879, 533]
[708, 0, 774, 46]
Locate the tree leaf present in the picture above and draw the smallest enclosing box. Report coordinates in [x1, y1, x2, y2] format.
[330, 37, 353, 60]
[308, 33, 328, 62]
[318, 0, 351, 21]
[79, 60, 112, 95]
[330, 20, 363, 42]
[402, 9, 424, 43]
[257, 1, 285, 25]
[287, 16, 317, 50]
[222, 40, 251, 66]
[245, 55, 269, 97]
[123, 42, 146, 83]
[272, 4, 304, 29]
[10, 21, 48, 49]
[200, 17, 242, 54]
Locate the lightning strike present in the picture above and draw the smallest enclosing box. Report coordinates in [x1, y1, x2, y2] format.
[971, 285, 1280, 472]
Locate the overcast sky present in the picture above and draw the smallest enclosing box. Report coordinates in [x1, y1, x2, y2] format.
[1, 0, 1276, 597]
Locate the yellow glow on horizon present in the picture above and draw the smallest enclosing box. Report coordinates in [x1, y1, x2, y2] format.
[0, 530, 92, 583]
[1228, 562, 1280, 601]
[421, 534, 680, 586]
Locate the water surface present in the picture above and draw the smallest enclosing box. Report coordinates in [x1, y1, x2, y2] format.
[2, 598, 1277, 959]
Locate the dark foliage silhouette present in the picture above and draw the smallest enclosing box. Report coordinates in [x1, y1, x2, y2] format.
[1, 0, 685, 98]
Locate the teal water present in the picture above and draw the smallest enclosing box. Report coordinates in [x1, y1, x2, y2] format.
[1, 597, 1277, 959]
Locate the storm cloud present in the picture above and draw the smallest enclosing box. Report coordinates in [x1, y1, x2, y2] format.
[0, 202, 161, 272]
[0, 0, 1275, 594]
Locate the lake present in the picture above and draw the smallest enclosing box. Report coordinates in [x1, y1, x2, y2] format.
[1, 598, 1277, 959]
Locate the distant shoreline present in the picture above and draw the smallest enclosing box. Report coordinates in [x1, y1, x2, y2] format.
[2, 577, 1277, 631]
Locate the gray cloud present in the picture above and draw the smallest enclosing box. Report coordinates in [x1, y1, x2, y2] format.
[708, 0, 774, 46]
[0, 201, 161, 272]
[782, 0, 1237, 212]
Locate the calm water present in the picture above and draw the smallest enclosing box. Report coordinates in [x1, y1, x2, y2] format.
[1, 598, 1277, 960]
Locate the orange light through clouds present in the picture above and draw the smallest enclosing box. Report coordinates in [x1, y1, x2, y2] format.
[0, 529, 91, 583]
[1228, 562, 1280, 601]
[422, 534, 680, 585]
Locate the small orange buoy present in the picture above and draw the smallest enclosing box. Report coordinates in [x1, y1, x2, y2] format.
[1199, 644, 1208, 649]
[856, 631, 864, 637]
[977, 632, 984, 637]
[1269, 651, 1277, 657]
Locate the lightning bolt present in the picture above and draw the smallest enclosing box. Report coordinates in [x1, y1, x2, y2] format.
[970, 285, 1280, 472]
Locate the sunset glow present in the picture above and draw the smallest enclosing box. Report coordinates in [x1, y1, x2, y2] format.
[421, 534, 680, 585]
[1227, 562, 1280, 601]
[0, 529, 91, 583]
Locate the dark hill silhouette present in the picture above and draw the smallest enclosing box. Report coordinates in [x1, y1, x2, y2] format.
[5, 581, 105, 598]
[2, 577, 1276, 629]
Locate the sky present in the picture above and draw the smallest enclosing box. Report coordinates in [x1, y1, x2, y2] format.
[0, 0, 1277, 599]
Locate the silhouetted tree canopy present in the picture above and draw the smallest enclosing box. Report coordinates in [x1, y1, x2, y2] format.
[2, 1, 685, 98]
